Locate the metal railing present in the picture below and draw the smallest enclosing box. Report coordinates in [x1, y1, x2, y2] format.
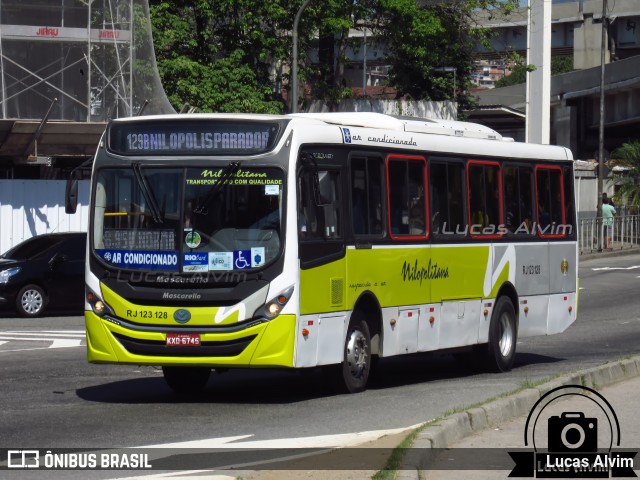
[579, 215, 640, 254]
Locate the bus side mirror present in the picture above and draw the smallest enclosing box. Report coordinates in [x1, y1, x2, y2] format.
[65, 171, 79, 214]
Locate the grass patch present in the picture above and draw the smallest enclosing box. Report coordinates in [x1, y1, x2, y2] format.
[371, 427, 423, 480]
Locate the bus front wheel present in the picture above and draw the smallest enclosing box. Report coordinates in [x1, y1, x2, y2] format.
[487, 296, 517, 372]
[162, 366, 211, 394]
[339, 313, 372, 393]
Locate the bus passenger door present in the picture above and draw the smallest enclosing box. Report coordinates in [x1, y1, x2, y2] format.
[296, 152, 347, 367]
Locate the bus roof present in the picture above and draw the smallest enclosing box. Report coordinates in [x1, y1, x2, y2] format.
[110, 112, 573, 162]
[289, 112, 506, 141]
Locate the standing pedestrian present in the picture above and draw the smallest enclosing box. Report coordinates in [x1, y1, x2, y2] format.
[602, 198, 616, 250]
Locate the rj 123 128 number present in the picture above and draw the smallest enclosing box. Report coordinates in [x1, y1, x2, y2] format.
[126, 309, 168, 319]
[522, 265, 541, 275]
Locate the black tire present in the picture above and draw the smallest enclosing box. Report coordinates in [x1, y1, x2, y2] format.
[486, 296, 517, 372]
[16, 284, 46, 317]
[339, 313, 372, 393]
[162, 366, 211, 394]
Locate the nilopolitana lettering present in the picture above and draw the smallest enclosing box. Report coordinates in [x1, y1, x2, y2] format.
[401, 259, 449, 286]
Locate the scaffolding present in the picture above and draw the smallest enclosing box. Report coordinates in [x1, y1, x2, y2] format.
[0, 0, 173, 123]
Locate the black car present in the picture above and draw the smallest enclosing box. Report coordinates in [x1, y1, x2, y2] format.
[0, 232, 86, 317]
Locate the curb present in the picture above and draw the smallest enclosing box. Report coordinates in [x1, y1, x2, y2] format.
[397, 356, 640, 478]
[579, 247, 640, 261]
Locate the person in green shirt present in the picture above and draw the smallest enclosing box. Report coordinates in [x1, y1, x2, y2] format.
[602, 198, 616, 250]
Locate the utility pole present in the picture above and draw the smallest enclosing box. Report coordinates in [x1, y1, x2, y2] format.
[362, 28, 367, 96]
[597, 0, 608, 247]
[525, 0, 551, 144]
[291, 0, 312, 113]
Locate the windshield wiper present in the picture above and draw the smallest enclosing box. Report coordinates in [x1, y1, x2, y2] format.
[193, 161, 241, 215]
[132, 162, 163, 224]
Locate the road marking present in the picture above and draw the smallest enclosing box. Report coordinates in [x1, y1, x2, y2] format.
[0, 330, 85, 352]
[0, 332, 85, 338]
[40, 330, 85, 334]
[140, 424, 421, 449]
[50, 339, 83, 348]
[113, 425, 422, 479]
[592, 265, 640, 271]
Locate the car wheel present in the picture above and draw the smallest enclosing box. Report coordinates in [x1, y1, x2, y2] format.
[16, 285, 47, 317]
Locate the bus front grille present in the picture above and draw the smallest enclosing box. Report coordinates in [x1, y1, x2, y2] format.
[112, 333, 257, 357]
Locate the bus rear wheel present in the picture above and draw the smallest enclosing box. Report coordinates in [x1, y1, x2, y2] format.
[339, 314, 372, 393]
[162, 366, 211, 394]
[486, 296, 517, 372]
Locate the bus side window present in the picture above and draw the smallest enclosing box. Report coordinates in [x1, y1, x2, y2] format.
[387, 155, 427, 238]
[350, 155, 384, 237]
[430, 160, 467, 236]
[535, 166, 565, 237]
[562, 165, 576, 235]
[504, 165, 534, 235]
[467, 161, 502, 237]
[317, 170, 342, 238]
[297, 168, 342, 240]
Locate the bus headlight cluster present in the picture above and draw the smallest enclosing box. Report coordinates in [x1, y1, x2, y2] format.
[86, 288, 114, 317]
[254, 286, 294, 320]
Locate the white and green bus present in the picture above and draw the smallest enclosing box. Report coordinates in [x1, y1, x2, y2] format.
[72, 112, 578, 393]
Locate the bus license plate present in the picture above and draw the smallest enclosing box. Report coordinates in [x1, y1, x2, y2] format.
[166, 333, 201, 347]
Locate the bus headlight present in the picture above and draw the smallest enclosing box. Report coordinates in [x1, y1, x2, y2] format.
[86, 288, 114, 317]
[254, 286, 294, 320]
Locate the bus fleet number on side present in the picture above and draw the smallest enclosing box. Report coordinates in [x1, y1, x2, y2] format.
[522, 265, 541, 275]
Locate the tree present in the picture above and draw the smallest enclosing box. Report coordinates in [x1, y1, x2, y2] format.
[292, 0, 520, 111]
[158, 52, 284, 113]
[610, 140, 640, 207]
[371, 0, 519, 110]
[493, 64, 527, 88]
[494, 56, 574, 89]
[148, 0, 521, 113]
[149, 0, 290, 113]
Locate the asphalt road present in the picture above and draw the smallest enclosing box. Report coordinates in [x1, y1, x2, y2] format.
[0, 252, 639, 477]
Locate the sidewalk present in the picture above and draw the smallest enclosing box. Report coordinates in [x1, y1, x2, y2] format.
[419, 376, 640, 478]
[405, 357, 640, 479]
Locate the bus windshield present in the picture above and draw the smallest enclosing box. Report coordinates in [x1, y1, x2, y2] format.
[92, 165, 284, 273]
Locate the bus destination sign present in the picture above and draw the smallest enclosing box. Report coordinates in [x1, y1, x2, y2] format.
[108, 120, 283, 156]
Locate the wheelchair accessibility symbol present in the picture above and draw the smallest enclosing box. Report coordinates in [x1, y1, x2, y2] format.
[234, 250, 251, 269]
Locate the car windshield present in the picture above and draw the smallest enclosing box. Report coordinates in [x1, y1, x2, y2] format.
[1, 236, 64, 260]
[93, 166, 284, 273]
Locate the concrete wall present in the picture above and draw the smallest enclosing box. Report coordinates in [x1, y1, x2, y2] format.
[575, 172, 618, 220]
[574, 16, 609, 70]
[0, 180, 89, 253]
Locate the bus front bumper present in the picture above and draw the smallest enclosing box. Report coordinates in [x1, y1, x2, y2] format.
[84, 311, 296, 368]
